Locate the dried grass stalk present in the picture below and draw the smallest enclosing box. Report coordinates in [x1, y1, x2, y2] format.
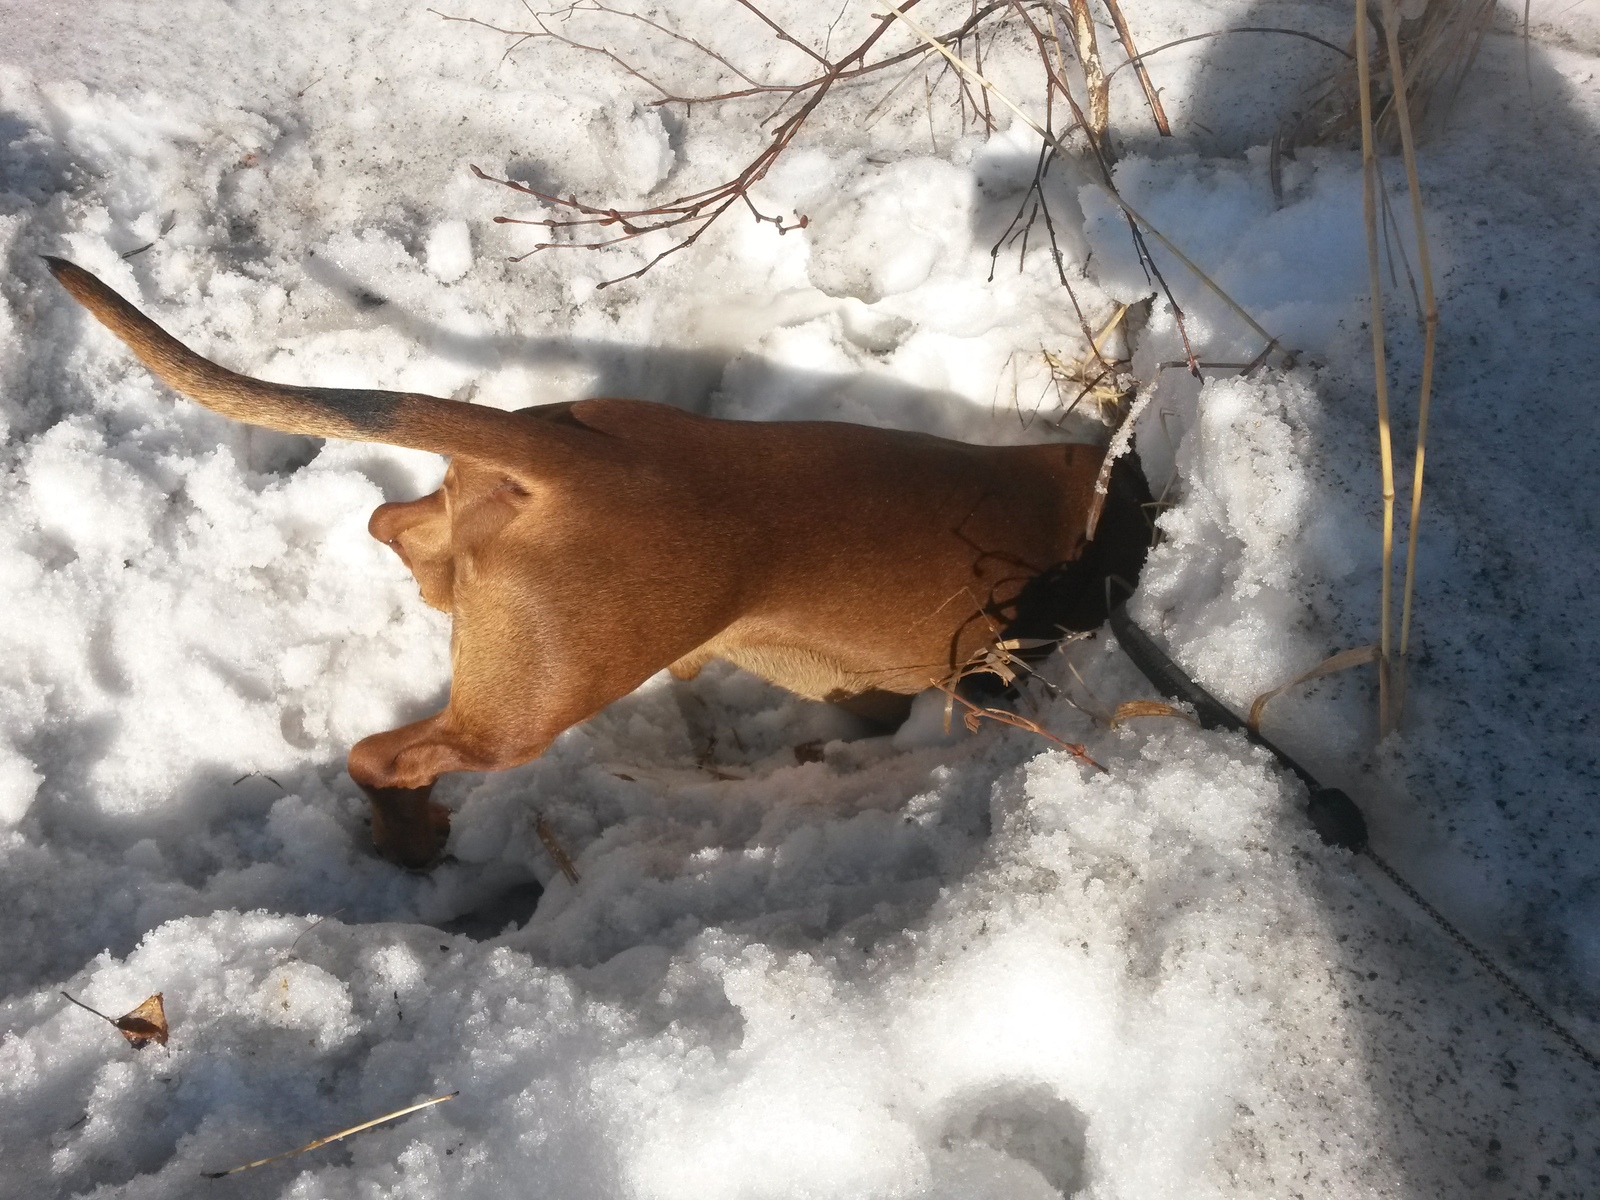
[535, 815, 581, 885]
[1294, 0, 1496, 149]
[1248, 644, 1379, 732]
[202, 1093, 458, 1178]
[1110, 699, 1193, 727]
[1381, 0, 1440, 720]
[1354, 0, 1397, 736]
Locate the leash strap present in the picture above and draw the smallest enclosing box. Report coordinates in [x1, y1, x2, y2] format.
[1107, 601, 1367, 851]
[1105, 598, 1598, 1071]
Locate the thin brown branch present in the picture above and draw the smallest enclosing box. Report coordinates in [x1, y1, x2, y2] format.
[936, 683, 1106, 772]
[1101, 0, 1171, 135]
[1106, 26, 1353, 83]
[972, 15, 996, 130]
[573, 3, 1011, 107]
[529, 1, 774, 88]
[733, 0, 830, 66]
[432, 7, 672, 95]
[475, 1, 924, 287]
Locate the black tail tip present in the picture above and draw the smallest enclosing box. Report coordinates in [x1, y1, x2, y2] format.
[42, 257, 101, 305]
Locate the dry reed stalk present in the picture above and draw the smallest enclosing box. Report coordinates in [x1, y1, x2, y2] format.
[1381, 0, 1439, 722]
[882, 3, 1284, 364]
[1110, 699, 1192, 727]
[1355, 0, 1397, 736]
[1290, 0, 1496, 150]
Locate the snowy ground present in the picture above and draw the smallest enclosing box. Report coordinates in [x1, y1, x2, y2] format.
[1, 1, 1597, 1196]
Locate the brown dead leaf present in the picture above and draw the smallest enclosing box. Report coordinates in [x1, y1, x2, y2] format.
[114, 994, 169, 1049]
[60, 990, 169, 1050]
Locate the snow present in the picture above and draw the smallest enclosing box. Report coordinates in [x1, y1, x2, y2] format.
[1, 1, 1597, 1197]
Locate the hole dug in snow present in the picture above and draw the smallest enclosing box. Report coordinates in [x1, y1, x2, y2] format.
[935, 1082, 1089, 1199]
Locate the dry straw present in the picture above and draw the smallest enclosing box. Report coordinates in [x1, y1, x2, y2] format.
[1355, 0, 1398, 733]
[202, 1092, 459, 1178]
[1380, 0, 1440, 722]
[1353, 0, 1445, 733]
[1303, 0, 1496, 149]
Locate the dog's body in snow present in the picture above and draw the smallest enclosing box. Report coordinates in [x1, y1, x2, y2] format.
[46, 257, 1151, 867]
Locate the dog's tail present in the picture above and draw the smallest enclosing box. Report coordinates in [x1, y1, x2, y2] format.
[45, 257, 572, 468]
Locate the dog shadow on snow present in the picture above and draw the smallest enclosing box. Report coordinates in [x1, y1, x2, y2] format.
[296, 250, 1101, 446]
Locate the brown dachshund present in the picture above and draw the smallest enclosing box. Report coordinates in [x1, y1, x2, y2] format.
[46, 257, 1151, 867]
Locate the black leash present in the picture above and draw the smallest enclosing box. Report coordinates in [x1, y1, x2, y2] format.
[1107, 602, 1600, 1072]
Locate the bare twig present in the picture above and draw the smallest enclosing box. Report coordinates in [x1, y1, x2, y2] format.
[935, 682, 1106, 772]
[534, 815, 581, 885]
[472, 1, 930, 286]
[431, 6, 674, 94]
[283, 909, 345, 962]
[1100, 0, 1171, 135]
[887, 3, 1285, 368]
[734, 0, 830, 65]
[1106, 26, 1352, 85]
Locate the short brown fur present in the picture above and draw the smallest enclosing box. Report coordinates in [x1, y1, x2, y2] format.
[47, 258, 1146, 868]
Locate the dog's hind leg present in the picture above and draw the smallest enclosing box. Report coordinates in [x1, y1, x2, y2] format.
[348, 704, 578, 869]
[347, 715, 491, 869]
[346, 611, 668, 867]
